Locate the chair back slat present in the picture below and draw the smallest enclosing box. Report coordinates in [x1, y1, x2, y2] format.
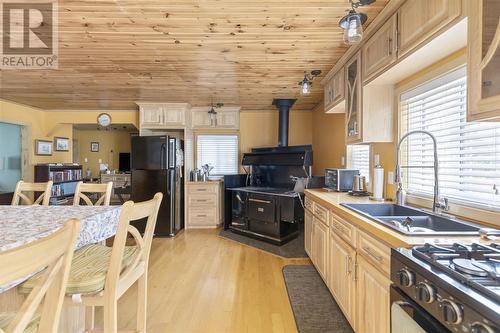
[0, 220, 80, 333]
[104, 193, 162, 296]
[11, 181, 53, 206]
[73, 182, 113, 206]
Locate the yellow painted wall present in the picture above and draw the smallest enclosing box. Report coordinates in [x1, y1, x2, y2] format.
[311, 107, 346, 175]
[239, 110, 312, 154]
[73, 129, 132, 177]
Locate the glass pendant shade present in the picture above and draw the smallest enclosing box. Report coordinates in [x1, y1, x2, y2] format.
[300, 80, 311, 95]
[343, 15, 363, 44]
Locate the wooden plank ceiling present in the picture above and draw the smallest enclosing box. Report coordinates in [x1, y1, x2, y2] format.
[0, 0, 388, 111]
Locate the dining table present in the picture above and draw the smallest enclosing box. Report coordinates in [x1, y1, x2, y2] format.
[0, 204, 122, 332]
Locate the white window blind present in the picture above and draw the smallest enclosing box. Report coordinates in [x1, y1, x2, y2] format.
[400, 66, 500, 209]
[196, 134, 239, 175]
[347, 145, 370, 182]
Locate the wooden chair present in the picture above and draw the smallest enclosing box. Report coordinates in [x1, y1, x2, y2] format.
[0, 219, 80, 333]
[22, 193, 163, 332]
[11, 181, 53, 206]
[73, 181, 113, 206]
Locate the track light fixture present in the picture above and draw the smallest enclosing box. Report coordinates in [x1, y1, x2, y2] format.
[298, 70, 322, 96]
[339, 0, 375, 45]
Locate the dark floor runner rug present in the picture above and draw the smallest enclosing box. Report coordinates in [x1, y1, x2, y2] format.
[218, 228, 307, 258]
[283, 265, 354, 333]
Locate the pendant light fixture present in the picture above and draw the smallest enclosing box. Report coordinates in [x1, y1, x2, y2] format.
[208, 100, 224, 127]
[298, 70, 322, 96]
[339, 0, 375, 45]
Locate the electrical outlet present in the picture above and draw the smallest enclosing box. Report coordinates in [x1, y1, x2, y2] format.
[98, 159, 102, 164]
[374, 154, 380, 166]
[387, 171, 395, 184]
[84, 157, 88, 163]
[341, 156, 345, 166]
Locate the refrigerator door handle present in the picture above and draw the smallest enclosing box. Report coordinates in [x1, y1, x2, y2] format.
[160, 143, 167, 169]
[168, 138, 176, 169]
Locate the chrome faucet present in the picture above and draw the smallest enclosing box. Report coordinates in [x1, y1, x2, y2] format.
[395, 130, 448, 213]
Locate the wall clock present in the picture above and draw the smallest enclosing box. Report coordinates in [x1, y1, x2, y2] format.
[97, 113, 112, 127]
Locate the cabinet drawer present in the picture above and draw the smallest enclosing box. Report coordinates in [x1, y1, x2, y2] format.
[357, 231, 391, 276]
[187, 185, 217, 194]
[313, 202, 329, 225]
[189, 208, 217, 226]
[330, 211, 357, 247]
[304, 197, 313, 211]
[188, 194, 216, 206]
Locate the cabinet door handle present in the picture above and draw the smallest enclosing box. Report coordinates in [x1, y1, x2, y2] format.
[362, 246, 383, 262]
[388, 37, 393, 55]
[346, 255, 353, 276]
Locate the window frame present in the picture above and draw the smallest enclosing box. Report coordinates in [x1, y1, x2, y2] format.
[396, 52, 500, 227]
[194, 131, 240, 176]
[346, 144, 372, 186]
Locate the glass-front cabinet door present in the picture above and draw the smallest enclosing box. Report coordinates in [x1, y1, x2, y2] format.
[345, 51, 362, 143]
[468, 0, 500, 121]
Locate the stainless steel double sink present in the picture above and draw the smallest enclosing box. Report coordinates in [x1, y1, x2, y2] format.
[340, 203, 481, 236]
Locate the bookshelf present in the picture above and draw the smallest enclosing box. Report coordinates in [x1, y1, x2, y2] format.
[34, 164, 83, 205]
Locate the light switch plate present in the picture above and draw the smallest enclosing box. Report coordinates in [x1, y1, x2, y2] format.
[341, 156, 345, 166]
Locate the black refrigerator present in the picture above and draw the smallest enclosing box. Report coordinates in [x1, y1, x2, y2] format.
[131, 136, 184, 237]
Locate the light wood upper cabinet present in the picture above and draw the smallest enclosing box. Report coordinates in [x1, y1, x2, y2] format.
[362, 15, 397, 84]
[397, 0, 461, 58]
[305, 209, 313, 257]
[138, 102, 190, 130]
[345, 52, 363, 143]
[355, 255, 391, 333]
[468, 0, 500, 121]
[328, 232, 356, 330]
[312, 218, 329, 281]
[191, 107, 240, 129]
[324, 67, 345, 113]
[139, 104, 164, 128]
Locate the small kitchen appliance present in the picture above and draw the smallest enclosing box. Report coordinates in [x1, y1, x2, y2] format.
[324, 168, 360, 192]
[391, 242, 500, 332]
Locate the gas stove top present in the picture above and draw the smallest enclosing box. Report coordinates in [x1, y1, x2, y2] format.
[391, 243, 500, 332]
[412, 243, 500, 303]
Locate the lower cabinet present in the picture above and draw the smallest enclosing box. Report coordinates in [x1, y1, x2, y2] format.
[355, 255, 391, 333]
[304, 209, 313, 257]
[312, 218, 329, 281]
[328, 232, 356, 329]
[306, 196, 393, 333]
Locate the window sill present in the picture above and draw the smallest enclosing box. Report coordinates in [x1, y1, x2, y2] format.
[406, 194, 500, 228]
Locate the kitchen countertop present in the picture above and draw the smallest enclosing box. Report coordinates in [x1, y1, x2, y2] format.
[305, 189, 486, 248]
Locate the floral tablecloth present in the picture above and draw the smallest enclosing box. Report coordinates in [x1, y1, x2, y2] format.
[0, 205, 122, 292]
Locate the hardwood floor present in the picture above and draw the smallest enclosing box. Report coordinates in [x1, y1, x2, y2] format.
[96, 229, 310, 333]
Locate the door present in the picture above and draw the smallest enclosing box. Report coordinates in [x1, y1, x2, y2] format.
[468, 0, 500, 120]
[391, 287, 449, 333]
[216, 111, 239, 128]
[163, 107, 185, 126]
[312, 218, 329, 281]
[304, 209, 313, 257]
[345, 52, 362, 143]
[191, 111, 212, 128]
[363, 15, 397, 83]
[356, 255, 391, 333]
[131, 136, 168, 170]
[130, 169, 171, 236]
[328, 232, 356, 329]
[140, 106, 164, 127]
[397, 0, 461, 58]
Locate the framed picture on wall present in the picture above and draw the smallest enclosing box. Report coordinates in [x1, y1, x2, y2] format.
[90, 142, 99, 152]
[54, 137, 70, 151]
[35, 140, 53, 156]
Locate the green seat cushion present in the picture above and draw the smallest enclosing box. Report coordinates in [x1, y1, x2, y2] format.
[20, 244, 138, 296]
[0, 312, 39, 333]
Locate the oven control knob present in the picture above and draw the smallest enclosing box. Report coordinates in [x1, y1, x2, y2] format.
[441, 299, 463, 325]
[398, 268, 415, 287]
[471, 322, 496, 333]
[415, 282, 435, 303]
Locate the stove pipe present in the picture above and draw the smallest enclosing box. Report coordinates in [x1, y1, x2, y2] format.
[272, 98, 297, 147]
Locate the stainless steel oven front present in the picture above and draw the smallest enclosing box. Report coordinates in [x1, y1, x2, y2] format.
[391, 286, 449, 333]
